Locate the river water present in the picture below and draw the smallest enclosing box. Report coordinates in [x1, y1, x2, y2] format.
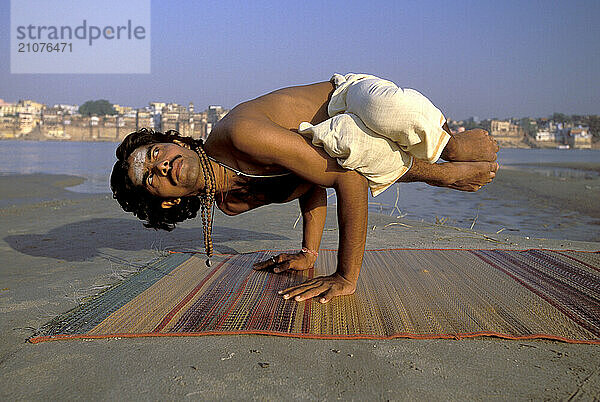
[1, 141, 599, 242]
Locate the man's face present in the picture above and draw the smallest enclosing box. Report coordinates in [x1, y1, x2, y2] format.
[126, 142, 201, 199]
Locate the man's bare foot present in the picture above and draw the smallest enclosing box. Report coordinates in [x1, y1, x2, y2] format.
[399, 159, 499, 192]
[441, 129, 499, 162]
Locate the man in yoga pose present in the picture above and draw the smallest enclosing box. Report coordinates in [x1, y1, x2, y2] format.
[111, 73, 499, 304]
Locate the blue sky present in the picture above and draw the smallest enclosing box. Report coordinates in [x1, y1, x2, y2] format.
[1, 0, 599, 120]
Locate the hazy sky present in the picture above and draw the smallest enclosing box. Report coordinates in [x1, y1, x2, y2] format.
[1, 0, 599, 120]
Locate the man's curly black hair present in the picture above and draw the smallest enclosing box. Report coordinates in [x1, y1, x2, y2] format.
[110, 128, 202, 231]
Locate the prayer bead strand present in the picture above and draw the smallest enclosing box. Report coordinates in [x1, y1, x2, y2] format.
[193, 143, 216, 265]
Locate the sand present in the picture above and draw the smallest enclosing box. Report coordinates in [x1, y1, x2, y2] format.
[0, 171, 599, 400]
[498, 163, 600, 220]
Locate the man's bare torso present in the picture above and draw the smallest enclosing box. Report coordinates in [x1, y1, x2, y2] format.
[204, 81, 335, 215]
[232, 81, 334, 130]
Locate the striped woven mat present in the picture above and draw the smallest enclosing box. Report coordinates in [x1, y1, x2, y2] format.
[30, 249, 600, 344]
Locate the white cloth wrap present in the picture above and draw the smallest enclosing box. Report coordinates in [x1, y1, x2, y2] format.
[299, 113, 413, 196]
[299, 73, 450, 196]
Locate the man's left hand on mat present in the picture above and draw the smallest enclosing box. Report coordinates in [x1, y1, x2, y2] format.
[253, 252, 315, 273]
[278, 273, 356, 303]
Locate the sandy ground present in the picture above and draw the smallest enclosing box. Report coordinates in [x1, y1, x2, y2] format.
[1, 172, 599, 400]
[497, 162, 600, 222]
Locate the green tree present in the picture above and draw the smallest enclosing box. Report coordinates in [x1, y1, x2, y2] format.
[571, 115, 584, 124]
[585, 115, 600, 137]
[480, 119, 492, 133]
[551, 113, 568, 123]
[462, 120, 480, 130]
[519, 118, 537, 137]
[79, 100, 116, 116]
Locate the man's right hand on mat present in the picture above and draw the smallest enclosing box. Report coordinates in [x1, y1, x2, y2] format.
[253, 252, 315, 273]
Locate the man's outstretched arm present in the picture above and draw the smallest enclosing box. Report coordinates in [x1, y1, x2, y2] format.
[299, 185, 327, 256]
[231, 118, 369, 303]
[253, 185, 327, 272]
[281, 171, 368, 302]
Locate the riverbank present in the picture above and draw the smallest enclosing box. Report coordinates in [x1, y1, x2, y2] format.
[492, 162, 600, 221]
[371, 160, 600, 243]
[3, 136, 600, 150]
[0, 173, 599, 399]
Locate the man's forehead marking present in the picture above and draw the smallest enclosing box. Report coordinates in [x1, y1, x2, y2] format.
[131, 147, 148, 185]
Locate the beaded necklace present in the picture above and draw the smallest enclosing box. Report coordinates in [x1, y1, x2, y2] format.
[193, 146, 216, 267]
[196, 151, 292, 266]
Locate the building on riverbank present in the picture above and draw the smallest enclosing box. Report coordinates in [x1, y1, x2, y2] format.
[490, 120, 527, 147]
[0, 101, 229, 141]
[566, 127, 592, 149]
[1, 96, 594, 147]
